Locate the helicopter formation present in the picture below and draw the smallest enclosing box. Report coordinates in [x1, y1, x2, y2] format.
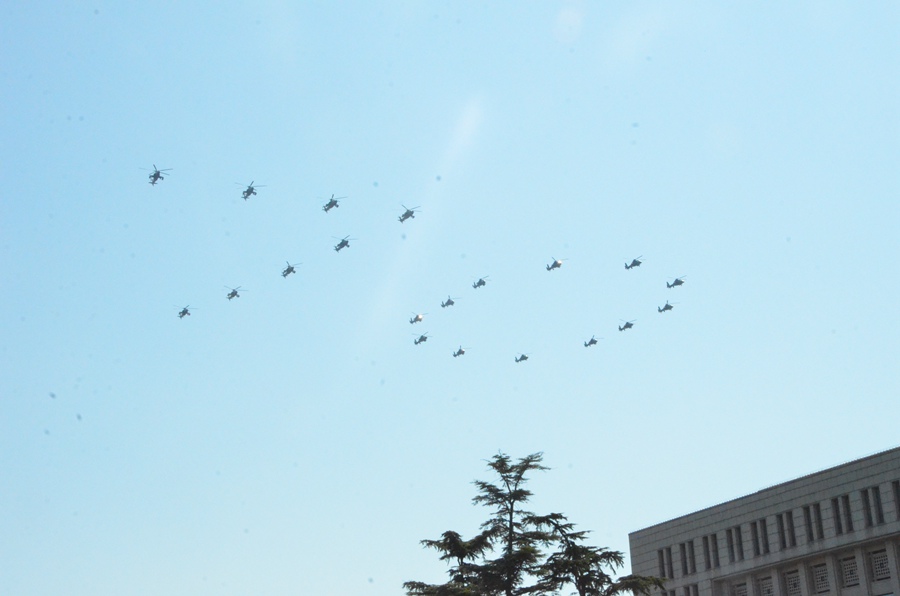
[154, 168, 689, 362]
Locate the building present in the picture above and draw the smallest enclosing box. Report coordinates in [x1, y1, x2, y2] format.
[629, 447, 900, 596]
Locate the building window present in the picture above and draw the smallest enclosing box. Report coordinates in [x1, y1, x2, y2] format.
[677, 541, 696, 576]
[786, 511, 797, 547]
[804, 506, 814, 542]
[726, 528, 736, 563]
[733, 583, 748, 596]
[703, 536, 711, 571]
[871, 550, 891, 581]
[666, 547, 673, 579]
[658, 549, 666, 578]
[872, 486, 884, 524]
[804, 505, 824, 542]
[893, 480, 900, 521]
[862, 489, 874, 527]
[863, 486, 886, 525]
[784, 570, 802, 596]
[841, 556, 860, 587]
[751, 522, 761, 556]
[683, 585, 698, 596]
[710, 533, 720, 568]
[841, 495, 854, 531]
[759, 576, 774, 596]
[812, 563, 830, 593]
[831, 498, 843, 535]
[750, 519, 770, 556]
[814, 503, 824, 539]
[734, 525, 744, 560]
[778, 511, 797, 549]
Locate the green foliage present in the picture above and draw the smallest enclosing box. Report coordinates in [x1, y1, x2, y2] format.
[403, 453, 666, 596]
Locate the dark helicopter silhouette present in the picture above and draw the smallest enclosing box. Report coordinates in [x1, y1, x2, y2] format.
[658, 301, 675, 313]
[618, 320, 636, 332]
[334, 236, 354, 252]
[398, 205, 420, 223]
[546, 258, 566, 271]
[409, 312, 426, 325]
[225, 287, 246, 300]
[515, 353, 530, 363]
[472, 276, 489, 289]
[441, 296, 458, 308]
[453, 346, 467, 358]
[238, 181, 265, 200]
[414, 333, 429, 345]
[322, 194, 346, 213]
[282, 261, 300, 278]
[146, 165, 171, 185]
[584, 335, 600, 347]
[625, 256, 643, 270]
[667, 276, 686, 288]
[177, 306, 192, 319]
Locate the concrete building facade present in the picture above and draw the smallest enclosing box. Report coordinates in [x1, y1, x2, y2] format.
[629, 447, 900, 596]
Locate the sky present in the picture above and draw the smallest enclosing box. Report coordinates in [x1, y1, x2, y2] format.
[1, 2, 899, 594]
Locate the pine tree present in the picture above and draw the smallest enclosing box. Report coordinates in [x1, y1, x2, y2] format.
[404, 453, 665, 596]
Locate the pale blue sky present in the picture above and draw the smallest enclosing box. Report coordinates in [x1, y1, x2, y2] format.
[2, 2, 898, 594]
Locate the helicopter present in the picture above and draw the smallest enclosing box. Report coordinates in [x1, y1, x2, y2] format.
[658, 301, 675, 313]
[237, 181, 265, 200]
[398, 205, 420, 223]
[667, 276, 686, 288]
[618, 320, 636, 332]
[453, 346, 467, 358]
[146, 165, 172, 185]
[409, 312, 427, 325]
[441, 296, 458, 308]
[546, 258, 566, 271]
[333, 236, 354, 252]
[225, 287, 245, 300]
[472, 276, 489, 289]
[177, 306, 192, 319]
[515, 353, 530, 363]
[625, 256, 643, 270]
[414, 333, 429, 345]
[322, 194, 346, 213]
[584, 335, 600, 347]
[282, 261, 300, 277]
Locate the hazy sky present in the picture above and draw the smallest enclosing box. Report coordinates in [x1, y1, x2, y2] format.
[2, 2, 898, 594]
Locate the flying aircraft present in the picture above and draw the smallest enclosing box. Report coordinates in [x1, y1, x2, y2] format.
[409, 312, 427, 325]
[177, 306, 192, 319]
[453, 346, 467, 358]
[225, 287, 246, 300]
[414, 333, 429, 345]
[667, 276, 686, 288]
[658, 301, 675, 313]
[282, 261, 300, 277]
[584, 335, 600, 347]
[625, 256, 643, 270]
[441, 296, 458, 308]
[472, 276, 489, 289]
[546, 258, 566, 271]
[618, 320, 636, 332]
[237, 181, 265, 200]
[398, 205, 420, 223]
[322, 194, 346, 212]
[334, 236, 354, 252]
[145, 165, 172, 185]
[515, 354, 530, 363]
